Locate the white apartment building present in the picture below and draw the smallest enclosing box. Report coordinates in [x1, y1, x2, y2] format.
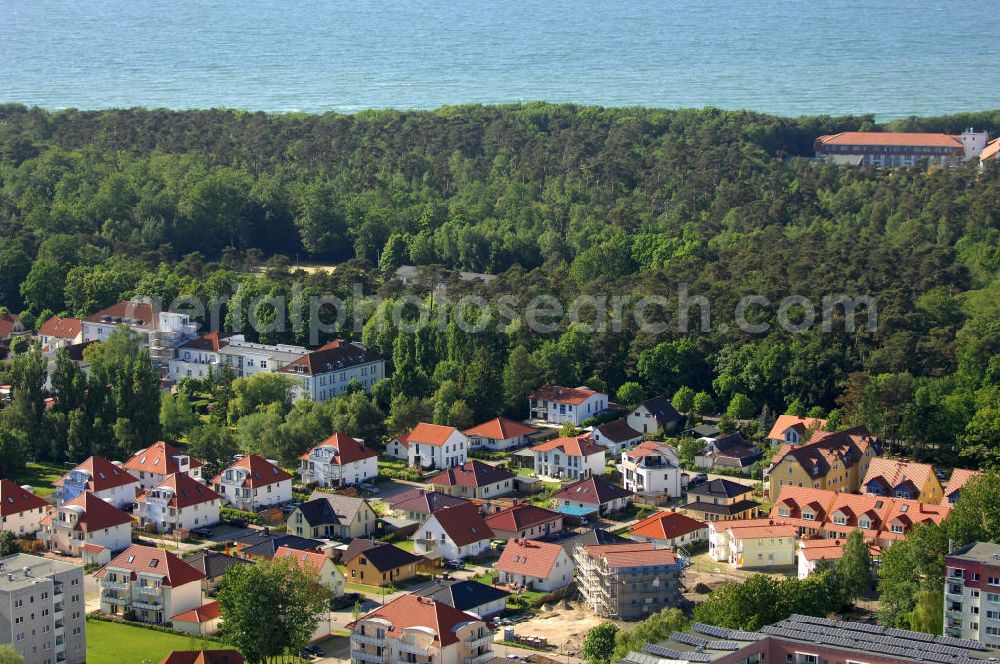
[299, 433, 379, 487]
[0, 554, 87, 664]
[530, 435, 606, 481]
[39, 492, 133, 558]
[134, 473, 221, 534]
[279, 340, 385, 402]
[349, 595, 495, 664]
[211, 454, 292, 511]
[53, 455, 140, 509]
[168, 332, 229, 381]
[97, 544, 204, 626]
[123, 440, 205, 490]
[387, 423, 469, 470]
[621, 441, 683, 498]
[527, 385, 608, 426]
[216, 335, 308, 378]
[82, 301, 198, 365]
[0, 479, 49, 538]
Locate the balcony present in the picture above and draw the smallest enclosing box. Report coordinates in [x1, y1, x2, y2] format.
[101, 595, 128, 606]
[467, 652, 496, 664]
[133, 599, 163, 611]
[350, 650, 383, 663]
[464, 633, 493, 648]
[101, 579, 129, 591]
[947, 584, 964, 596]
[398, 641, 432, 656]
[352, 634, 385, 647]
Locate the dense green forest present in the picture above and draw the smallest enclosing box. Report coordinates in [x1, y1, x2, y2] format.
[0, 103, 998, 470]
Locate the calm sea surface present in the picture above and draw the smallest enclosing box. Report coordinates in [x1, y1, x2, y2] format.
[2, 0, 998, 119]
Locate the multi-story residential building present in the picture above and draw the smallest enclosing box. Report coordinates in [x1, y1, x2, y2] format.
[387, 489, 468, 523]
[626, 394, 681, 435]
[414, 502, 494, 561]
[627, 511, 707, 550]
[575, 543, 684, 620]
[414, 579, 510, 620]
[589, 419, 643, 456]
[527, 385, 608, 426]
[37, 316, 83, 351]
[485, 505, 563, 541]
[96, 544, 204, 625]
[134, 473, 222, 534]
[341, 539, 424, 588]
[861, 457, 943, 502]
[273, 545, 345, 597]
[217, 335, 307, 378]
[682, 479, 761, 523]
[287, 493, 379, 540]
[168, 332, 229, 382]
[123, 440, 205, 490]
[552, 476, 632, 517]
[386, 422, 469, 470]
[945, 468, 983, 505]
[463, 417, 538, 451]
[766, 413, 828, 446]
[621, 441, 683, 498]
[427, 460, 515, 500]
[53, 455, 140, 508]
[708, 519, 797, 569]
[211, 454, 292, 511]
[38, 492, 132, 560]
[945, 541, 1000, 643]
[765, 425, 881, 499]
[82, 301, 199, 365]
[618, 614, 1000, 664]
[495, 538, 574, 592]
[530, 435, 607, 480]
[278, 340, 385, 402]
[0, 554, 86, 664]
[348, 594, 495, 664]
[298, 433, 378, 488]
[814, 128, 989, 167]
[0, 479, 51, 538]
[796, 537, 880, 579]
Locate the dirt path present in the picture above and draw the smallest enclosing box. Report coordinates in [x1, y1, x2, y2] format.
[503, 601, 612, 658]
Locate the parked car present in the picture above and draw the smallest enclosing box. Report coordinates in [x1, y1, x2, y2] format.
[190, 527, 214, 538]
[359, 482, 379, 493]
[226, 517, 249, 528]
[690, 473, 708, 486]
[300, 645, 324, 657]
[444, 559, 464, 569]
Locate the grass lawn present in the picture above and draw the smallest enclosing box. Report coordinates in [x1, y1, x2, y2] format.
[394, 539, 416, 552]
[11, 461, 66, 498]
[86, 619, 217, 664]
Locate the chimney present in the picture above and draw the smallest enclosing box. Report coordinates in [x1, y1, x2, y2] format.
[949, 539, 955, 554]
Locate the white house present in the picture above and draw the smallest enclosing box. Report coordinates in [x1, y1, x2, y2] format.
[627, 511, 707, 549]
[528, 385, 608, 426]
[621, 441, 683, 497]
[134, 473, 222, 534]
[413, 502, 493, 560]
[552, 476, 632, 517]
[278, 340, 385, 401]
[168, 332, 229, 382]
[274, 546, 346, 597]
[463, 417, 539, 450]
[97, 544, 205, 625]
[626, 394, 682, 435]
[589, 419, 643, 455]
[298, 432, 378, 487]
[530, 435, 607, 480]
[0, 479, 50, 538]
[39, 492, 133, 557]
[387, 422, 469, 470]
[495, 538, 575, 592]
[53, 455, 140, 509]
[36, 316, 83, 351]
[123, 440, 205, 490]
[211, 454, 293, 511]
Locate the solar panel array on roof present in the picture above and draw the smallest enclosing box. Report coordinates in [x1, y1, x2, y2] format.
[690, 623, 732, 639]
[643, 644, 711, 662]
[705, 640, 740, 651]
[669, 632, 707, 648]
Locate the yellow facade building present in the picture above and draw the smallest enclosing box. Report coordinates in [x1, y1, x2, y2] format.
[765, 425, 881, 499]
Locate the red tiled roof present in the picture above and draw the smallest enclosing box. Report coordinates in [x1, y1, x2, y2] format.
[41, 491, 131, 532]
[389, 489, 468, 514]
[171, 600, 222, 624]
[96, 544, 204, 587]
[396, 422, 461, 447]
[531, 435, 606, 457]
[179, 332, 228, 353]
[81, 543, 107, 554]
[982, 137, 1000, 162]
[84, 301, 157, 328]
[486, 505, 561, 533]
[552, 476, 631, 505]
[427, 460, 514, 489]
[348, 594, 481, 647]
[0, 313, 22, 339]
[136, 473, 221, 509]
[722, 518, 797, 540]
[273, 546, 330, 573]
[496, 538, 566, 579]
[211, 455, 291, 488]
[277, 341, 381, 376]
[528, 385, 600, 405]
[624, 441, 676, 460]
[798, 538, 881, 562]
[766, 414, 827, 441]
[0, 479, 49, 517]
[429, 502, 493, 546]
[862, 458, 935, 495]
[463, 417, 538, 441]
[54, 455, 139, 492]
[945, 469, 982, 499]
[584, 542, 678, 569]
[817, 132, 964, 148]
[37, 316, 82, 340]
[299, 432, 378, 464]
[157, 650, 244, 664]
[124, 441, 205, 475]
[627, 511, 706, 541]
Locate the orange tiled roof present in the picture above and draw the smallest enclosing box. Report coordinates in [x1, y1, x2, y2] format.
[40, 492, 131, 532]
[817, 132, 964, 148]
[463, 417, 538, 440]
[348, 595, 482, 647]
[584, 542, 678, 569]
[496, 538, 566, 579]
[982, 137, 1000, 161]
[531, 434, 606, 457]
[627, 511, 706, 541]
[136, 473, 221, 509]
[395, 422, 460, 447]
[299, 432, 378, 464]
[273, 545, 330, 573]
[944, 468, 982, 500]
[124, 441, 205, 475]
[861, 457, 934, 495]
[722, 518, 797, 540]
[157, 650, 244, 664]
[96, 544, 204, 587]
[171, 601, 222, 624]
[766, 414, 828, 441]
[211, 454, 291, 488]
[54, 455, 139, 492]
[0, 313, 22, 339]
[37, 316, 82, 340]
[528, 385, 600, 405]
